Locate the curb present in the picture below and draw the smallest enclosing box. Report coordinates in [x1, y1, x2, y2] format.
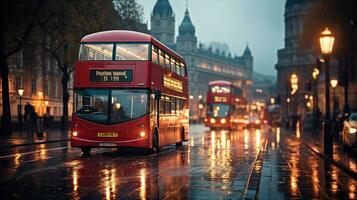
[285, 129, 357, 180]
[0, 139, 70, 148]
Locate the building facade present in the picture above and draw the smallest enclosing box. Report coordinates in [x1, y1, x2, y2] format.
[150, 0, 253, 121]
[0, 37, 73, 122]
[275, 0, 357, 122]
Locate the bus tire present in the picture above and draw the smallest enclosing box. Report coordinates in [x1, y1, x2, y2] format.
[81, 147, 91, 157]
[176, 127, 184, 146]
[151, 129, 159, 154]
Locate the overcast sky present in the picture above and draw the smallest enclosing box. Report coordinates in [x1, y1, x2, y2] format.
[137, 0, 286, 76]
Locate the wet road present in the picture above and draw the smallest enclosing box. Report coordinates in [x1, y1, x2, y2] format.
[0, 125, 355, 199]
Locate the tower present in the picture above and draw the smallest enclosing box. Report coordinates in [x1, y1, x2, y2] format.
[176, 6, 197, 54]
[150, 0, 175, 47]
[242, 45, 253, 71]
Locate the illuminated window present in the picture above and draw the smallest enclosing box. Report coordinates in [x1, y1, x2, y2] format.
[115, 44, 149, 61]
[159, 50, 165, 68]
[152, 45, 159, 64]
[79, 44, 113, 60]
[165, 54, 171, 69]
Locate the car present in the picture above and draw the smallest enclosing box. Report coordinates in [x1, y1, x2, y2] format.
[342, 112, 357, 149]
[245, 116, 261, 129]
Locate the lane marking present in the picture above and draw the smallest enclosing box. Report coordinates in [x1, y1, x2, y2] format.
[0, 147, 68, 159]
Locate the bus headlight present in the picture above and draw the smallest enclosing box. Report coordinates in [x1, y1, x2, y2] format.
[139, 131, 146, 137]
[72, 131, 78, 137]
[349, 128, 357, 134]
[220, 119, 226, 124]
[210, 118, 216, 124]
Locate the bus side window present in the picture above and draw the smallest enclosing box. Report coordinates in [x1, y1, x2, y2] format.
[171, 97, 176, 115]
[175, 60, 180, 75]
[159, 49, 165, 68]
[170, 57, 176, 73]
[165, 97, 171, 115]
[165, 53, 170, 69]
[152, 45, 159, 65]
[180, 63, 186, 77]
[160, 96, 165, 115]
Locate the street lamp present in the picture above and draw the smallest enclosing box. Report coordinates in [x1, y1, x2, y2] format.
[319, 27, 335, 156]
[330, 79, 338, 117]
[312, 67, 320, 128]
[18, 88, 24, 128]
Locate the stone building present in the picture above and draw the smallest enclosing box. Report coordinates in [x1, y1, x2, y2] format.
[275, 0, 357, 121]
[0, 38, 73, 122]
[150, 0, 253, 121]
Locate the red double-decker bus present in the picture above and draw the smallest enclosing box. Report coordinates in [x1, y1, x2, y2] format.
[71, 30, 189, 155]
[204, 81, 247, 129]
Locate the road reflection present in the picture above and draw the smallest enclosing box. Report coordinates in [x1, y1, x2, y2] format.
[62, 126, 266, 199]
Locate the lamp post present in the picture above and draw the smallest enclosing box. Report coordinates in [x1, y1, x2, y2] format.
[18, 88, 24, 128]
[312, 67, 320, 127]
[290, 73, 299, 130]
[319, 27, 335, 156]
[330, 79, 338, 117]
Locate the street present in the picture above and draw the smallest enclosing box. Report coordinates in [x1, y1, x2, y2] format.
[0, 125, 355, 199]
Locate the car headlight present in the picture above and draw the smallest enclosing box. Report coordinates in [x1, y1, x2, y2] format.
[349, 128, 357, 134]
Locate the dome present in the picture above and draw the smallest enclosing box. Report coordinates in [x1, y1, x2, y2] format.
[285, 0, 305, 7]
[153, 0, 173, 17]
[179, 9, 195, 36]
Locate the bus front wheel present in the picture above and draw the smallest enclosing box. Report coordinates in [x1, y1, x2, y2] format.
[81, 147, 91, 157]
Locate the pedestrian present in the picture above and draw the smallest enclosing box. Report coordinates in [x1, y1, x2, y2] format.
[24, 103, 32, 134]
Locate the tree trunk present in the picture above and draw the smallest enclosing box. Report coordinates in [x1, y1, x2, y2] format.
[0, 53, 12, 134]
[61, 63, 70, 130]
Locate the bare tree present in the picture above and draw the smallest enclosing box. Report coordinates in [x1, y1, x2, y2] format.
[0, 0, 44, 134]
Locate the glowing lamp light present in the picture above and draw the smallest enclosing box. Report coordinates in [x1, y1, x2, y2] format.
[139, 131, 146, 138]
[45, 101, 49, 106]
[270, 97, 275, 104]
[330, 79, 338, 88]
[18, 88, 24, 96]
[210, 118, 216, 124]
[349, 128, 357, 134]
[38, 91, 43, 98]
[72, 131, 78, 137]
[115, 103, 121, 109]
[319, 27, 335, 55]
[198, 95, 203, 99]
[287, 98, 291, 103]
[312, 68, 320, 80]
[220, 118, 226, 124]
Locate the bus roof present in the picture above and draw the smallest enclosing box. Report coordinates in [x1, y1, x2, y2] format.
[80, 30, 185, 63]
[208, 80, 233, 87]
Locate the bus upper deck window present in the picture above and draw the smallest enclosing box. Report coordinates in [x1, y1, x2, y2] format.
[165, 54, 170, 69]
[115, 43, 149, 61]
[152, 46, 159, 64]
[159, 50, 165, 67]
[79, 44, 113, 60]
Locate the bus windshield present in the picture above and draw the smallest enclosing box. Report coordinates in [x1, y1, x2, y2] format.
[79, 43, 149, 61]
[207, 103, 230, 117]
[74, 89, 149, 124]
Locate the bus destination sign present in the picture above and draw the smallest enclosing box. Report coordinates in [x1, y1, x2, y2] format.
[90, 70, 133, 83]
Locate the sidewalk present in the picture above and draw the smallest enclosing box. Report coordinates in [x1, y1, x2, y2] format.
[283, 126, 357, 176]
[0, 129, 70, 148]
[258, 127, 356, 199]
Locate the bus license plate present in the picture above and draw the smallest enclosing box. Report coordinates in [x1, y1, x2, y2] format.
[99, 143, 117, 147]
[97, 133, 118, 137]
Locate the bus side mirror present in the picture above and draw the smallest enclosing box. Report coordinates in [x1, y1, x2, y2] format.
[154, 90, 161, 100]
